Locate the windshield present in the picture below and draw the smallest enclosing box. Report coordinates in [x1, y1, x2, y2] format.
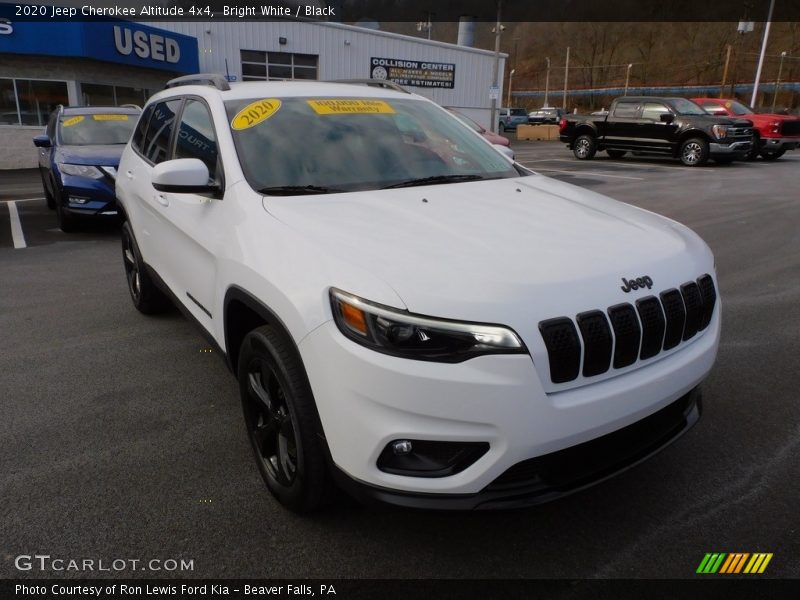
[669, 99, 707, 116]
[226, 97, 520, 194]
[510, 108, 527, 116]
[445, 108, 484, 133]
[59, 113, 137, 145]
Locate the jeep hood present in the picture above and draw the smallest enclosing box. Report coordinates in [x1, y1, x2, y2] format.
[263, 175, 713, 326]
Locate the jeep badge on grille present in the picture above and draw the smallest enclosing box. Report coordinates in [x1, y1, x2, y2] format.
[620, 276, 654, 293]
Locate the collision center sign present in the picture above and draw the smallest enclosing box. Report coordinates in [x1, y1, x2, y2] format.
[370, 57, 455, 89]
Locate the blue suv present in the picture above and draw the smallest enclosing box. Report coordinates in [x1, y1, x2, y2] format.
[33, 105, 140, 232]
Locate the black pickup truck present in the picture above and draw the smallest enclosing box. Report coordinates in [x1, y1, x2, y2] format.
[559, 96, 753, 166]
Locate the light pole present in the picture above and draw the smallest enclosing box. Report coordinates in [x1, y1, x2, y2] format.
[544, 57, 550, 107]
[507, 68, 516, 107]
[624, 63, 633, 96]
[772, 51, 787, 112]
[562, 46, 570, 111]
[751, 0, 776, 108]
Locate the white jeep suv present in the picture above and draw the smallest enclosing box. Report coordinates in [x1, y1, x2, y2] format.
[116, 75, 720, 512]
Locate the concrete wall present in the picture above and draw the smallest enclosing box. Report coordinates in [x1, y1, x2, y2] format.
[0, 127, 42, 170]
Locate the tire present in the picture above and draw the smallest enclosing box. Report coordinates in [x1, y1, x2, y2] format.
[746, 133, 760, 161]
[573, 134, 597, 160]
[679, 137, 709, 166]
[760, 149, 786, 160]
[121, 221, 170, 314]
[238, 325, 333, 513]
[56, 201, 79, 232]
[607, 149, 626, 159]
[43, 177, 56, 210]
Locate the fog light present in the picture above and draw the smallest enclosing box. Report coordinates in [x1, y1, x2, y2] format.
[69, 196, 89, 204]
[377, 439, 489, 478]
[392, 440, 413, 455]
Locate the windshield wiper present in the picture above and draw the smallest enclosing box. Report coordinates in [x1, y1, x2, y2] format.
[381, 174, 487, 189]
[257, 185, 346, 196]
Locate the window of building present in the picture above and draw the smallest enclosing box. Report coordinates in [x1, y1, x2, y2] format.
[0, 78, 68, 126]
[174, 99, 219, 182]
[81, 83, 150, 107]
[240, 50, 318, 81]
[0, 79, 17, 125]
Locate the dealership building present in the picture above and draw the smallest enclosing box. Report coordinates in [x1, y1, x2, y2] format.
[0, 11, 506, 169]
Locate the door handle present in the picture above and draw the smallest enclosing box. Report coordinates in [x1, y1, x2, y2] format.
[155, 194, 169, 207]
[125, 170, 134, 179]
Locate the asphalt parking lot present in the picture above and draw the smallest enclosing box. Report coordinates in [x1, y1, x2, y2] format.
[1, 142, 799, 580]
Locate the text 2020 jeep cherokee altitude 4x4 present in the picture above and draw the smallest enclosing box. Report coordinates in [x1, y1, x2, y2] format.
[116, 75, 720, 512]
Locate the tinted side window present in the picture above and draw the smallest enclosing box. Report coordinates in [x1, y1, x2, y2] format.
[613, 102, 638, 118]
[641, 103, 669, 121]
[142, 99, 181, 164]
[132, 104, 154, 152]
[174, 99, 219, 182]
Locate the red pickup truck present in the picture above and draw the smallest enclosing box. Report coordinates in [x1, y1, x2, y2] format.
[692, 97, 800, 160]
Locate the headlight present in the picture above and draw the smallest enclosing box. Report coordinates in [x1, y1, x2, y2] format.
[330, 288, 526, 363]
[711, 124, 729, 139]
[58, 163, 104, 179]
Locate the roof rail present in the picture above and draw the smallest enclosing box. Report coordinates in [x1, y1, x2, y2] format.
[329, 79, 410, 94]
[165, 74, 231, 91]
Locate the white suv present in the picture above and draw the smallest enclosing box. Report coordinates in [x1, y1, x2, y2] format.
[116, 75, 720, 512]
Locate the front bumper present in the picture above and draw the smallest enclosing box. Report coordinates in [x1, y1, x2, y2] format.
[709, 140, 752, 155]
[760, 137, 799, 151]
[299, 308, 719, 499]
[57, 174, 118, 217]
[333, 387, 701, 510]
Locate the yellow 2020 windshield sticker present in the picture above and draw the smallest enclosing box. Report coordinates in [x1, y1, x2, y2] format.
[307, 99, 395, 115]
[231, 99, 282, 130]
[61, 116, 85, 127]
[93, 114, 129, 121]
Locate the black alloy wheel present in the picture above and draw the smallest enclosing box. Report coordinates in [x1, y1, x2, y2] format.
[238, 325, 333, 512]
[121, 221, 169, 314]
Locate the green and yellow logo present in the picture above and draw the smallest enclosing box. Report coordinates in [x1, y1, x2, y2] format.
[696, 552, 773, 574]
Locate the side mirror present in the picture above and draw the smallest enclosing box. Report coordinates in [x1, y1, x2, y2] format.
[660, 113, 675, 124]
[33, 135, 51, 148]
[495, 144, 515, 161]
[151, 158, 220, 195]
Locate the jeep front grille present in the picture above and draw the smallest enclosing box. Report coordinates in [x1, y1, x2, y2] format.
[538, 274, 717, 384]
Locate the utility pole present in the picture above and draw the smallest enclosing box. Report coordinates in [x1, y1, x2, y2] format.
[720, 44, 732, 97]
[751, 0, 776, 108]
[563, 46, 570, 111]
[624, 63, 632, 96]
[543, 57, 550, 107]
[772, 50, 787, 112]
[490, 0, 502, 132]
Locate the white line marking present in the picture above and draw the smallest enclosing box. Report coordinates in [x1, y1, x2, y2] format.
[1, 197, 45, 203]
[8, 201, 27, 249]
[528, 167, 644, 180]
